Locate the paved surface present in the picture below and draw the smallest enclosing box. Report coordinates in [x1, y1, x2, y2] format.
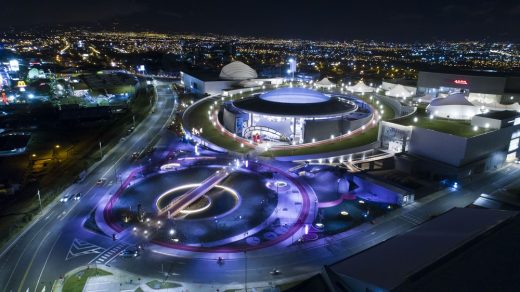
[1, 77, 520, 291]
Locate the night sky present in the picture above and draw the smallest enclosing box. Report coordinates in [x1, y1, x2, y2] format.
[1, 0, 519, 41]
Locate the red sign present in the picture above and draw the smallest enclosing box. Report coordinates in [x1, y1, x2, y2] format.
[453, 79, 468, 85]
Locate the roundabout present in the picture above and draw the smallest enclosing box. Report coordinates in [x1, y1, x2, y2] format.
[101, 160, 316, 251]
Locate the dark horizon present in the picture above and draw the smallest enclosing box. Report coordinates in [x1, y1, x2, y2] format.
[0, 0, 519, 42]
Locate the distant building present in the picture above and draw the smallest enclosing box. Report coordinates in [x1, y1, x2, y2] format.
[417, 71, 520, 104]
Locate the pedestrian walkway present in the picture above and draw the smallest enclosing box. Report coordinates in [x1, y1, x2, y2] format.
[89, 242, 130, 265]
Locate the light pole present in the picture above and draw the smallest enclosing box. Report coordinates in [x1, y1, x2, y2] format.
[36, 189, 42, 214]
[99, 141, 103, 159]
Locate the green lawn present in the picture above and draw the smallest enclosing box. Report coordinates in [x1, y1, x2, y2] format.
[62, 268, 112, 292]
[146, 280, 182, 289]
[184, 98, 252, 154]
[392, 107, 490, 137]
[183, 86, 286, 154]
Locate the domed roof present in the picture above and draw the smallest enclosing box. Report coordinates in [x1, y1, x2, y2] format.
[219, 61, 258, 80]
[260, 87, 330, 104]
[429, 93, 474, 107]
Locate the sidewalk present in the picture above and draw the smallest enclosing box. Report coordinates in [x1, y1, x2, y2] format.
[53, 265, 309, 292]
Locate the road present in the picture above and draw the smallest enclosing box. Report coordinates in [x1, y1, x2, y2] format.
[0, 81, 177, 292]
[1, 77, 520, 291]
[106, 162, 520, 288]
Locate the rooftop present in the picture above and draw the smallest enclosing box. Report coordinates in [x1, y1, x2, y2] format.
[329, 208, 517, 291]
[233, 93, 356, 117]
[392, 107, 490, 137]
[259, 87, 330, 104]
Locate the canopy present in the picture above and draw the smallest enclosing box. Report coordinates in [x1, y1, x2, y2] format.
[386, 84, 413, 98]
[315, 77, 336, 88]
[348, 81, 374, 93]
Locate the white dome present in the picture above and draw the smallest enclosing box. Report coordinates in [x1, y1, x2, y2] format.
[219, 61, 258, 80]
[260, 87, 330, 104]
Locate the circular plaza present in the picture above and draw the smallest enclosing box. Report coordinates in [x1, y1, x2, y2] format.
[101, 159, 315, 252]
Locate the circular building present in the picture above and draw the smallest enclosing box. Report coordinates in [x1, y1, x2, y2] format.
[222, 87, 373, 144]
[427, 93, 481, 120]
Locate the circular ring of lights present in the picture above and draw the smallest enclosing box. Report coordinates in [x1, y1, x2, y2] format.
[156, 183, 240, 218]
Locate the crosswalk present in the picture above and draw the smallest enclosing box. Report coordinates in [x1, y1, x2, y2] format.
[89, 242, 129, 265]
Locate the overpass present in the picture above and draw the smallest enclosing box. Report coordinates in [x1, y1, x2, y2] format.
[158, 169, 230, 218]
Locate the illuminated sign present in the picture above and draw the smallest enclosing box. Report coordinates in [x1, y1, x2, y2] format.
[9, 60, 19, 72]
[453, 79, 468, 85]
[16, 81, 27, 87]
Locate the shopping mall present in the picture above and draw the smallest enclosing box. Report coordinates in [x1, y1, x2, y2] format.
[222, 87, 375, 145]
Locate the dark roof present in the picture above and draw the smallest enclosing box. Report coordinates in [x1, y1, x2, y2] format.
[395, 210, 520, 292]
[232, 95, 356, 117]
[476, 110, 520, 120]
[329, 208, 517, 291]
[419, 69, 520, 78]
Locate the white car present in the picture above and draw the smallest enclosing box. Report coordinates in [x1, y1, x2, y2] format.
[60, 193, 73, 202]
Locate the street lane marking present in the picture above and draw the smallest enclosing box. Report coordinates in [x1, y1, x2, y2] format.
[2, 215, 56, 292]
[34, 232, 61, 292]
[17, 231, 52, 292]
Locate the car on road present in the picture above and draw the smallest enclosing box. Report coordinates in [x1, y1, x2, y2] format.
[73, 192, 82, 200]
[96, 178, 107, 185]
[131, 152, 140, 160]
[514, 159, 520, 164]
[120, 249, 140, 258]
[60, 193, 73, 202]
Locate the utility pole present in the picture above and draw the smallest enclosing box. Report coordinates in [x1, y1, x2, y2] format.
[37, 189, 42, 214]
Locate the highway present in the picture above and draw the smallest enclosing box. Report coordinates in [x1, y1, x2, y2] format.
[0, 81, 177, 292]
